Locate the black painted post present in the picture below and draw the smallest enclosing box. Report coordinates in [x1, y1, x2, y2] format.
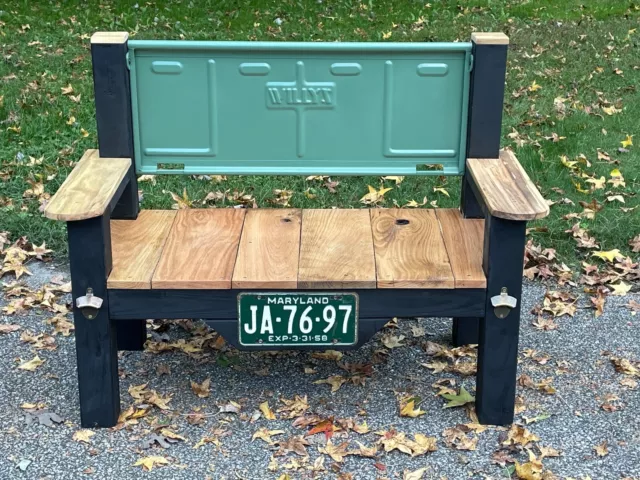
[461, 32, 509, 218]
[475, 214, 526, 425]
[92, 32, 145, 350]
[91, 32, 139, 220]
[68, 214, 120, 427]
[116, 320, 147, 351]
[453, 32, 509, 347]
[452, 317, 480, 347]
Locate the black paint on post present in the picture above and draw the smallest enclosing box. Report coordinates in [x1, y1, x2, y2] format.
[67, 214, 120, 428]
[475, 214, 526, 425]
[461, 36, 508, 218]
[460, 174, 484, 219]
[116, 320, 147, 351]
[452, 317, 480, 347]
[91, 33, 139, 220]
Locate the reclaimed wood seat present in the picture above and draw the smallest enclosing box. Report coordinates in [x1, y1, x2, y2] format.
[106, 208, 486, 291]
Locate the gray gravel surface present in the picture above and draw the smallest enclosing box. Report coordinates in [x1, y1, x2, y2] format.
[0, 262, 639, 480]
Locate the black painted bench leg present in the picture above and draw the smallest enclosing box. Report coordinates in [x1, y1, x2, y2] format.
[116, 320, 147, 351]
[452, 317, 480, 346]
[475, 215, 526, 425]
[68, 214, 120, 428]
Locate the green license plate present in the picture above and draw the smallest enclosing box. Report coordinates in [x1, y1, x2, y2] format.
[238, 293, 358, 347]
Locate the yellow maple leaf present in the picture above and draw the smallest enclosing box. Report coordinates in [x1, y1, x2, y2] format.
[133, 456, 169, 471]
[585, 176, 605, 190]
[433, 187, 450, 197]
[560, 155, 578, 170]
[573, 182, 589, 194]
[621, 135, 633, 148]
[360, 185, 392, 205]
[61, 84, 74, 95]
[591, 249, 621, 263]
[259, 401, 276, 420]
[18, 355, 44, 371]
[609, 282, 631, 296]
[66, 116, 76, 125]
[382, 175, 404, 185]
[399, 398, 426, 418]
[382, 31, 392, 40]
[72, 429, 95, 444]
[252, 427, 285, 444]
[608, 168, 625, 188]
[80, 128, 89, 138]
[528, 80, 542, 92]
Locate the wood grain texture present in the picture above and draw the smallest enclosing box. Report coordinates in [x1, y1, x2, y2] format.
[91, 32, 128, 44]
[471, 32, 509, 45]
[436, 209, 486, 288]
[232, 209, 301, 289]
[466, 150, 550, 221]
[152, 209, 246, 289]
[107, 210, 176, 289]
[298, 209, 376, 289]
[371, 209, 454, 288]
[44, 150, 131, 221]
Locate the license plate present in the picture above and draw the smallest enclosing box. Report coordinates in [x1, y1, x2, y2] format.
[238, 293, 358, 347]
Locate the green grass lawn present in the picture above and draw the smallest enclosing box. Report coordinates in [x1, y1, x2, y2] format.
[0, 0, 638, 268]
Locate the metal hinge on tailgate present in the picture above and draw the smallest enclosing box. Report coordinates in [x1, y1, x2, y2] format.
[125, 51, 132, 70]
[467, 53, 474, 73]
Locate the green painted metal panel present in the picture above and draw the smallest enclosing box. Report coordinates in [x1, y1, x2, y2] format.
[128, 40, 472, 176]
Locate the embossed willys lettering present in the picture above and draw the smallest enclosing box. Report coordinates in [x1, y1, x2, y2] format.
[267, 86, 333, 106]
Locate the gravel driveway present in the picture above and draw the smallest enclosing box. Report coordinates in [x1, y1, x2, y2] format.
[0, 262, 638, 480]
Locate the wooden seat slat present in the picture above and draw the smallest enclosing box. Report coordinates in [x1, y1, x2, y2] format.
[436, 209, 486, 288]
[371, 209, 455, 289]
[151, 209, 246, 289]
[107, 208, 487, 291]
[108, 210, 177, 289]
[298, 209, 377, 289]
[232, 209, 302, 289]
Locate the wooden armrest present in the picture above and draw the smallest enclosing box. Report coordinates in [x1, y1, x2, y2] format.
[466, 150, 549, 221]
[45, 149, 131, 221]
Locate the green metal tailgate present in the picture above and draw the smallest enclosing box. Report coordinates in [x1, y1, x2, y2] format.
[128, 40, 472, 176]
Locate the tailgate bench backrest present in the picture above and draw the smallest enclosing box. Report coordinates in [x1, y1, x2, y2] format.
[91, 32, 508, 181]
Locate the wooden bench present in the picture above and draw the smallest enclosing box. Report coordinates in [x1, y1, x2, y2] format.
[45, 31, 548, 428]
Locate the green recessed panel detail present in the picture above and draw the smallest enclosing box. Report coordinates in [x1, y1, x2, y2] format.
[128, 40, 472, 176]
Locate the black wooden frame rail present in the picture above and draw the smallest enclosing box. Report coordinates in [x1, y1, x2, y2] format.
[108, 289, 486, 320]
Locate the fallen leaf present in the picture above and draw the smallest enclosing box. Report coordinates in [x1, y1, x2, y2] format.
[592, 249, 621, 262]
[620, 135, 633, 148]
[190, 378, 210, 398]
[399, 397, 426, 418]
[441, 386, 475, 408]
[360, 185, 392, 205]
[260, 401, 276, 420]
[314, 375, 347, 393]
[252, 428, 285, 445]
[72, 429, 95, 444]
[594, 440, 609, 457]
[319, 439, 350, 462]
[403, 467, 429, 480]
[133, 456, 169, 471]
[18, 355, 44, 371]
[381, 334, 405, 349]
[609, 282, 631, 296]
